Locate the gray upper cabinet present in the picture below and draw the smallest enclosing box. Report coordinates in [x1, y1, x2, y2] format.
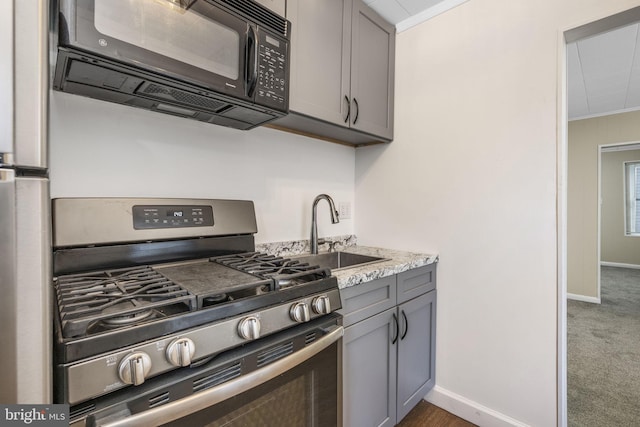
[286, 0, 351, 126]
[273, 0, 395, 145]
[349, 1, 395, 140]
[288, 0, 351, 124]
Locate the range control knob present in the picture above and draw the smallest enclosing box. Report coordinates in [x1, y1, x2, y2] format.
[166, 337, 195, 367]
[238, 316, 261, 340]
[290, 302, 311, 323]
[312, 296, 332, 314]
[118, 352, 152, 386]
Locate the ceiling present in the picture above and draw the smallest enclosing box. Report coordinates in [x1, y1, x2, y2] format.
[367, 1, 640, 122]
[568, 23, 640, 120]
[363, 0, 468, 32]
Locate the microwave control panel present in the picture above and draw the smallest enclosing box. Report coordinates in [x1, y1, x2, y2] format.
[255, 30, 288, 111]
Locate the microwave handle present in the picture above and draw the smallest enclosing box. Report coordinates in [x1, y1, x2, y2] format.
[245, 26, 258, 98]
[97, 325, 344, 427]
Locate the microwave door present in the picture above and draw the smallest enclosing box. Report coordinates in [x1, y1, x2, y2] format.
[62, 0, 249, 100]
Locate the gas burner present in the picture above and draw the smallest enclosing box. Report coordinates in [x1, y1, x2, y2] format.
[202, 293, 232, 307]
[86, 309, 160, 335]
[54, 266, 197, 338]
[216, 253, 285, 271]
[242, 259, 309, 276]
[214, 252, 331, 290]
[102, 309, 155, 326]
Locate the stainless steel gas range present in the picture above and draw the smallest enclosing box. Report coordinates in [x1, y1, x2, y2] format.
[51, 198, 343, 427]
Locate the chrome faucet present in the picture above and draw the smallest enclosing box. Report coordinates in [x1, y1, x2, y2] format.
[310, 194, 340, 254]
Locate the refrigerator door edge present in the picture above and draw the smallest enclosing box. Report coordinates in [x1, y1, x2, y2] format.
[0, 171, 52, 403]
[0, 1, 14, 159]
[0, 169, 19, 402]
[16, 175, 52, 403]
[14, 0, 49, 169]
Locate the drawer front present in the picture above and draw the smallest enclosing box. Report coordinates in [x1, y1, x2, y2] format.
[397, 264, 436, 304]
[338, 275, 396, 327]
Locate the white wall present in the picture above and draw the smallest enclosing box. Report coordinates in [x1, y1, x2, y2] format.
[49, 91, 355, 244]
[355, 1, 640, 426]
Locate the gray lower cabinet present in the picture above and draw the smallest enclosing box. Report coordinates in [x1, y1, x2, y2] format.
[273, 0, 395, 145]
[343, 308, 397, 427]
[340, 264, 437, 426]
[396, 290, 437, 421]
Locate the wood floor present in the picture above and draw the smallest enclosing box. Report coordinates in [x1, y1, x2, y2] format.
[397, 400, 477, 427]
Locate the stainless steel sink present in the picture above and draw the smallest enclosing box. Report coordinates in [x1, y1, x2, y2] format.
[295, 251, 387, 271]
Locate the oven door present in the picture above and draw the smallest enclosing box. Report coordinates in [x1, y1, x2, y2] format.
[79, 318, 342, 427]
[59, 0, 250, 101]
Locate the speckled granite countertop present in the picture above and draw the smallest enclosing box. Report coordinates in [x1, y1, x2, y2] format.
[326, 245, 438, 289]
[256, 236, 438, 289]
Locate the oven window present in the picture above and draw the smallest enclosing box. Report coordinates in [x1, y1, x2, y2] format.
[94, 0, 240, 80]
[161, 342, 339, 427]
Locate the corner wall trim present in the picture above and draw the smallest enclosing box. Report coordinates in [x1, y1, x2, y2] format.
[425, 386, 530, 427]
[566, 293, 601, 304]
[600, 261, 640, 270]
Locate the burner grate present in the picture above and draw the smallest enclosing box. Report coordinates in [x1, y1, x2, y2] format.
[215, 252, 331, 288]
[54, 266, 197, 338]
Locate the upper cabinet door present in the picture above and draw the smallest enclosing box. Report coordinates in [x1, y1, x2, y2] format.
[287, 0, 351, 126]
[350, 0, 395, 140]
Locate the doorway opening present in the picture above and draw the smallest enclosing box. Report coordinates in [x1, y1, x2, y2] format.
[561, 8, 640, 426]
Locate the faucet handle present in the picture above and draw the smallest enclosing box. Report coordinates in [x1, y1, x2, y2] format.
[318, 239, 338, 253]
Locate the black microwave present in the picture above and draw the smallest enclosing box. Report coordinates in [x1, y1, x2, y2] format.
[52, 0, 290, 130]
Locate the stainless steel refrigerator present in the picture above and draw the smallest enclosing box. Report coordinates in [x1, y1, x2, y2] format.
[0, 0, 51, 403]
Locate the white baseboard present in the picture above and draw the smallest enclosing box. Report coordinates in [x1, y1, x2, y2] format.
[566, 293, 601, 304]
[600, 261, 640, 270]
[425, 386, 530, 427]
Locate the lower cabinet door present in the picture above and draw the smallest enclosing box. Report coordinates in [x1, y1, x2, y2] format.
[343, 307, 397, 427]
[396, 290, 437, 422]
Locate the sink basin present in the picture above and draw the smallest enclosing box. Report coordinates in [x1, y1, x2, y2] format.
[295, 251, 386, 271]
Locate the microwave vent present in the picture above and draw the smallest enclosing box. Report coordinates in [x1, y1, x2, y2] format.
[220, 0, 288, 37]
[139, 83, 228, 113]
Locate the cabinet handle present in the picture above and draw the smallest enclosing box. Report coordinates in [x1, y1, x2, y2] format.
[400, 310, 408, 341]
[391, 312, 399, 344]
[353, 98, 359, 124]
[344, 95, 351, 123]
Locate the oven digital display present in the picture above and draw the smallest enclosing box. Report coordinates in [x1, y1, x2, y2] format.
[132, 205, 214, 229]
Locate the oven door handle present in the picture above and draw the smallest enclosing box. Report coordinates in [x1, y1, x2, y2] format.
[99, 325, 344, 427]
